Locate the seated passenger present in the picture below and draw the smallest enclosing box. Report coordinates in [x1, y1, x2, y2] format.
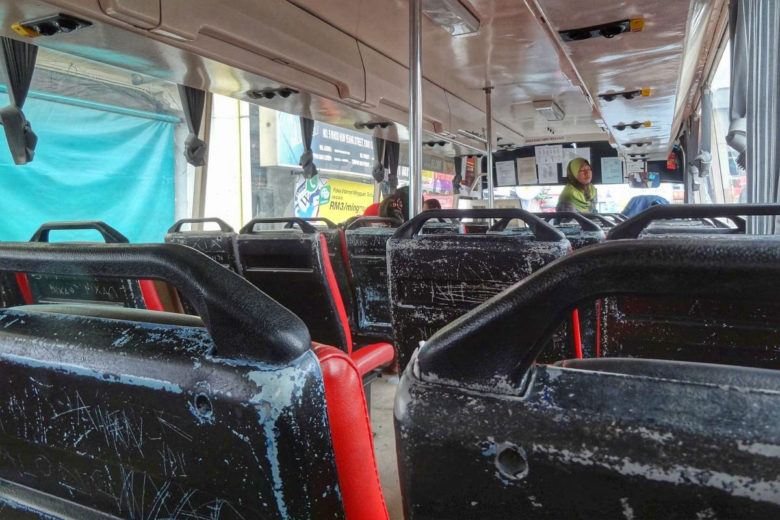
[363, 201, 381, 216]
[557, 158, 597, 213]
[423, 198, 441, 211]
[379, 186, 410, 222]
[622, 194, 669, 217]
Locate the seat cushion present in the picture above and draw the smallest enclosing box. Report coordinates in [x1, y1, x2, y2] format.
[314, 344, 389, 520]
[352, 342, 395, 377]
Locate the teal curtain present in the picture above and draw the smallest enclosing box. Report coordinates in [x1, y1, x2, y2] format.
[0, 91, 175, 243]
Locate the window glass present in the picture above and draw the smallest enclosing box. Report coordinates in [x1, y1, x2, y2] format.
[710, 42, 746, 203]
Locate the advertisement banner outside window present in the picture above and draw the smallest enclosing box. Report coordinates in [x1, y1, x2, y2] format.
[277, 112, 374, 175]
[294, 175, 373, 222]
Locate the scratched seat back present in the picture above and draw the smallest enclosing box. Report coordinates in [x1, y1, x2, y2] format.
[396, 239, 780, 519]
[164, 218, 239, 271]
[344, 217, 402, 344]
[0, 242, 344, 519]
[26, 221, 149, 308]
[388, 209, 568, 370]
[602, 206, 780, 367]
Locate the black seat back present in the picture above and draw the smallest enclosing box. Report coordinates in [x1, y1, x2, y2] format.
[396, 239, 780, 519]
[299, 217, 357, 331]
[164, 217, 239, 271]
[603, 205, 780, 367]
[600, 211, 628, 222]
[606, 204, 780, 240]
[344, 217, 402, 343]
[25, 221, 149, 308]
[0, 242, 347, 518]
[236, 218, 351, 352]
[388, 209, 569, 369]
[582, 212, 617, 229]
[491, 211, 605, 250]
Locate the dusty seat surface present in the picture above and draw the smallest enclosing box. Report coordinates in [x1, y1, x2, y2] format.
[396, 239, 780, 519]
[388, 208, 569, 370]
[164, 217, 240, 272]
[345, 225, 397, 343]
[0, 242, 346, 519]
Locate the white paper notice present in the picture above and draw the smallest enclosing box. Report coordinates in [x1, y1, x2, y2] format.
[535, 144, 563, 165]
[538, 163, 558, 184]
[495, 160, 517, 187]
[562, 147, 591, 166]
[515, 157, 538, 184]
[626, 159, 646, 174]
[601, 157, 624, 184]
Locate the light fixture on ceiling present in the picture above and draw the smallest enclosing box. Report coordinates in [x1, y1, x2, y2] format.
[533, 100, 565, 121]
[422, 0, 480, 37]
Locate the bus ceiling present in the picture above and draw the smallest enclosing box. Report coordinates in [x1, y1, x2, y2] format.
[0, 0, 727, 161]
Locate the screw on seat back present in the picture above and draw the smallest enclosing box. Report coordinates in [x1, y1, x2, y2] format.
[388, 209, 569, 370]
[396, 239, 780, 519]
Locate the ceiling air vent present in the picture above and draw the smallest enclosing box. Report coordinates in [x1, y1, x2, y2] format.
[12, 14, 91, 38]
[559, 18, 643, 42]
[599, 88, 651, 102]
[354, 122, 392, 130]
[247, 87, 298, 100]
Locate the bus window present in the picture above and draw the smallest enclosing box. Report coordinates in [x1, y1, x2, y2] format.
[0, 49, 187, 243]
[710, 41, 746, 203]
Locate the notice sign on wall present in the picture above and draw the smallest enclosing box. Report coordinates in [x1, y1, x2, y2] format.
[295, 175, 374, 223]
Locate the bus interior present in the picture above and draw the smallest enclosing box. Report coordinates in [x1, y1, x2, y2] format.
[0, 0, 778, 519]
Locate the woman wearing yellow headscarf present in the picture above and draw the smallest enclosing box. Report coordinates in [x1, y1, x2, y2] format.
[556, 157, 597, 213]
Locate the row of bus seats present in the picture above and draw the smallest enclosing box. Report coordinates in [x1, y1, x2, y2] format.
[395, 203, 780, 518]
[164, 208, 605, 381]
[164, 216, 396, 384]
[1, 204, 779, 518]
[0, 242, 389, 519]
[0, 208, 628, 520]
